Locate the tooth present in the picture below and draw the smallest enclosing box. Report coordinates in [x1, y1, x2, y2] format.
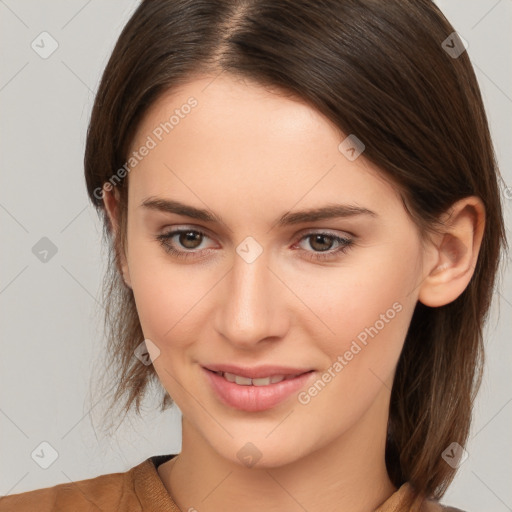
[234, 375, 253, 385]
[252, 377, 271, 386]
[223, 372, 237, 383]
[220, 372, 292, 386]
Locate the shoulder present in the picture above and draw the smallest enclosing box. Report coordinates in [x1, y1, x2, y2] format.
[422, 497, 467, 512]
[392, 483, 467, 512]
[0, 460, 144, 512]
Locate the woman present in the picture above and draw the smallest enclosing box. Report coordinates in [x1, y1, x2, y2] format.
[1, 0, 507, 510]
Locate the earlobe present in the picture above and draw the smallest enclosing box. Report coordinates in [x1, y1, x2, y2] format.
[418, 197, 485, 308]
[102, 185, 132, 289]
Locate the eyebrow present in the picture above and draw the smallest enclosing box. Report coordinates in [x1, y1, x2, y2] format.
[139, 197, 377, 227]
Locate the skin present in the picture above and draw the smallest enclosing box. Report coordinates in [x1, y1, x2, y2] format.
[103, 73, 485, 512]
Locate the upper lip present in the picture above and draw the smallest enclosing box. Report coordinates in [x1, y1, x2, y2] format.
[203, 363, 314, 379]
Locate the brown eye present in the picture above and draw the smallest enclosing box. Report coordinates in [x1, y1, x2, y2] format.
[296, 231, 354, 262]
[308, 234, 336, 252]
[179, 230, 203, 249]
[155, 228, 213, 260]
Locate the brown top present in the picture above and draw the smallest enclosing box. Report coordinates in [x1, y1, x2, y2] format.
[0, 453, 464, 511]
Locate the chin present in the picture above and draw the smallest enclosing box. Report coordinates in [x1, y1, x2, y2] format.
[210, 434, 313, 470]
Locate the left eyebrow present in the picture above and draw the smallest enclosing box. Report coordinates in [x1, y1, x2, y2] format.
[275, 203, 378, 227]
[139, 197, 378, 227]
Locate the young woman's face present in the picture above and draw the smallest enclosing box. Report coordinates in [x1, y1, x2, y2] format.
[117, 74, 434, 467]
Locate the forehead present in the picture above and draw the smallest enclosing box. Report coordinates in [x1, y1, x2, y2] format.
[126, 74, 402, 221]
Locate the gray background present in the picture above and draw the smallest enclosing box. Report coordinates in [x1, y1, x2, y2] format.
[0, 1, 510, 510]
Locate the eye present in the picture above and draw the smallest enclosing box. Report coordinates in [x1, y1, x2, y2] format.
[156, 228, 214, 261]
[295, 231, 354, 262]
[155, 228, 354, 262]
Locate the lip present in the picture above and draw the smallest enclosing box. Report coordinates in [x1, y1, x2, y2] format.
[202, 366, 316, 412]
[202, 363, 313, 379]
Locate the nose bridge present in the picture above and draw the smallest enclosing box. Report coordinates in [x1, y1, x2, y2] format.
[216, 244, 284, 346]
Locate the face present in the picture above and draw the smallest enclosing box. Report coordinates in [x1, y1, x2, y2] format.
[111, 74, 432, 468]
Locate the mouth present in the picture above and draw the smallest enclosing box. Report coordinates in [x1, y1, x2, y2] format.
[202, 362, 314, 380]
[202, 366, 316, 412]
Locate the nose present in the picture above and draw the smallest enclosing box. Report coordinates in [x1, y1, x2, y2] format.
[214, 248, 289, 349]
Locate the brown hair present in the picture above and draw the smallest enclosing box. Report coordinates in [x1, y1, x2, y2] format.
[84, 0, 508, 502]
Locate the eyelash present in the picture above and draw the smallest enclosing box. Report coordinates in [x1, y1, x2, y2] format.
[155, 228, 354, 262]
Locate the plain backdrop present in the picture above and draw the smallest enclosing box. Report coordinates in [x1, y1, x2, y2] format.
[1, 1, 511, 510]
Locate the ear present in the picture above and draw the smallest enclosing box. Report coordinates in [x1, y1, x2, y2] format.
[418, 196, 485, 307]
[102, 185, 132, 289]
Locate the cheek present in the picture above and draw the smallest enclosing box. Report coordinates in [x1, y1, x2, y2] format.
[126, 241, 203, 345]
[308, 239, 420, 377]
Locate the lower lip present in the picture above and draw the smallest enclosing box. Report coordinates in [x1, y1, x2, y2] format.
[202, 367, 315, 412]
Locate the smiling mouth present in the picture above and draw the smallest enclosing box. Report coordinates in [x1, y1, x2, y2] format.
[202, 367, 316, 412]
